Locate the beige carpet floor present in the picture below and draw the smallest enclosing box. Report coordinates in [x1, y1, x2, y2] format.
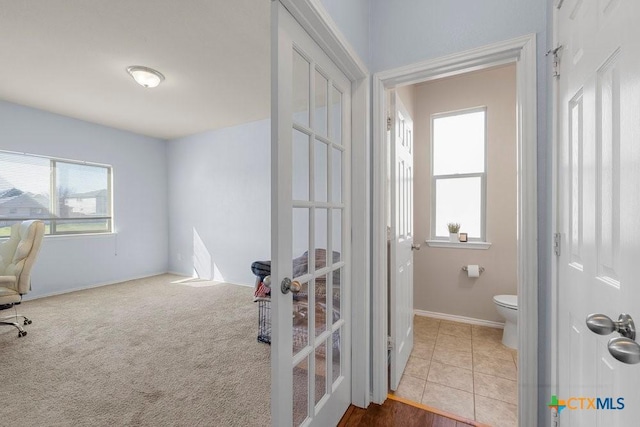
[0, 274, 270, 427]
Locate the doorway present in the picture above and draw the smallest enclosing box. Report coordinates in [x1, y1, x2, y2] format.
[387, 64, 519, 425]
[372, 35, 539, 427]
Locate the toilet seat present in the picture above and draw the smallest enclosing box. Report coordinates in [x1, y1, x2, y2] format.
[493, 294, 517, 310]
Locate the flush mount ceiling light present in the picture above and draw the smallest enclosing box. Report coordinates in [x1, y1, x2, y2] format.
[126, 65, 165, 88]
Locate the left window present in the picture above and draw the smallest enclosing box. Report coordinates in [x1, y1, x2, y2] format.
[0, 151, 112, 237]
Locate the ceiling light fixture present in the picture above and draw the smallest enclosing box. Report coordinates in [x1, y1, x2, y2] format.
[126, 65, 165, 88]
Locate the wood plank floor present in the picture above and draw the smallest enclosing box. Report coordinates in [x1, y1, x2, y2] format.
[338, 395, 486, 427]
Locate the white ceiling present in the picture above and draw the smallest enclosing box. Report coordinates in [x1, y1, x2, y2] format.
[0, 0, 271, 140]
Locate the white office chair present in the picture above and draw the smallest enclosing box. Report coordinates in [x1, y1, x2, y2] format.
[0, 220, 45, 337]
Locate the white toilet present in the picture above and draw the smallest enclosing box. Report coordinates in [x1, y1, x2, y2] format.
[493, 295, 518, 349]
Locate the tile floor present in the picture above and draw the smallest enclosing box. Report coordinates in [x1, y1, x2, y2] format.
[391, 316, 518, 427]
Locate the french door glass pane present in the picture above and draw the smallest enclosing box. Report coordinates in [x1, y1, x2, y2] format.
[292, 50, 310, 127]
[293, 355, 310, 426]
[315, 209, 328, 268]
[315, 341, 327, 406]
[435, 177, 482, 238]
[331, 147, 342, 203]
[314, 70, 328, 137]
[331, 86, 342, 144]
[314, 139, 328, 202]
[332, 267, 342, 322]
[292, 208, 309, 271]
[315, 274, 327, 337]
[293, 130, 310, 201]
[293, 281, 309, 355]
[332, 328, 341, 386]
[332, 209, 342, 262]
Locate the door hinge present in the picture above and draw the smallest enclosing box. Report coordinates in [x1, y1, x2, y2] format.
[387, 336, 394, 351]
[551, 408, 559, 427]
[546, 45, 563, 78]
[387, 115, 392, 131]
[554, 233, 561, 256]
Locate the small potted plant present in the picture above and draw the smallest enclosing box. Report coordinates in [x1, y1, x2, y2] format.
[447, 222, 461, 242]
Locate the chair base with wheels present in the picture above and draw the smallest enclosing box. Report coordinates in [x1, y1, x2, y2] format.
[0, 303, 31, 337]
[0, 220, 45, 338]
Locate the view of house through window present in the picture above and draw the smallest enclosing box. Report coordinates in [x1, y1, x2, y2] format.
[431, 108, 486, 240]
[0, 151, 112, 236]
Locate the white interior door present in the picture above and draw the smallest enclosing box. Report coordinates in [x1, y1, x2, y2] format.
[389, 91, 415, 391]
[557, 0, 640, 425]
[271, 2, 352, 426]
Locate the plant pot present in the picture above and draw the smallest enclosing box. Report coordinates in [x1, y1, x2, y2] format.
[449, 233, 458, 242]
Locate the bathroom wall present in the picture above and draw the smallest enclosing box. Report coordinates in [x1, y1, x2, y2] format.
[396, 85, 416, 119]
[412, 64, 517, 323]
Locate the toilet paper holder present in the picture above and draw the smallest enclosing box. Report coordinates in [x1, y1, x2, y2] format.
[461, 265, 485, 274]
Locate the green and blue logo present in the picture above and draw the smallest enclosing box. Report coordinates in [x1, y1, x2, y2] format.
[548, 394, 625, 414]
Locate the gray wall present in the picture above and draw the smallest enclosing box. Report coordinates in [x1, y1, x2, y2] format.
[412, 65, 517, 323]
[166, 119, 270, 286]
[0, 100, 169, 298]
[320, 0, 370, 67]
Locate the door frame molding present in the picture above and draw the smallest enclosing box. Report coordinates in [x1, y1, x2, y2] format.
[371, 34, 538, 426]
[277, 0, 371, 410]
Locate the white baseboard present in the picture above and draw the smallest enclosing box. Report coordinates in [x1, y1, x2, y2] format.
[166, 270, 196, 278]
[24, 271, 170, 301]
[414, 309, 504, 329]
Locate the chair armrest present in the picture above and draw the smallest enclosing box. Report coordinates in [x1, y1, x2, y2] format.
[0, 275, 17, 290]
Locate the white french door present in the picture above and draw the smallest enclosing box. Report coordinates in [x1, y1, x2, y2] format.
[271, 2, 352, 426]
[557, 0, 640, 425]
[389, 91, 415, 391]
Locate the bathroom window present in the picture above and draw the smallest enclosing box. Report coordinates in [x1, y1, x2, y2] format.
[431, 107, 486, 241]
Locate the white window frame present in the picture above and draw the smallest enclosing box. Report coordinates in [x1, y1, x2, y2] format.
[430, 106, 487, 242]
[0, 150, 113, 236]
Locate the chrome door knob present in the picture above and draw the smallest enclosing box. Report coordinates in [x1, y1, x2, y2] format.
[281, 277, 302, 295]
[608, 337, 640, 365]
[586, 313, 636, 340]
[411, 243, 421, 251]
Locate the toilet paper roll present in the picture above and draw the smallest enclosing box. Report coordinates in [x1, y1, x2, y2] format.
[467, 265, 480, 278]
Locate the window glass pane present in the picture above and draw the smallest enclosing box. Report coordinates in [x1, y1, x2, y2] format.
[433, 110, 485, 175]
[0, 151, 112, 235]
[56, 162, 109, 218]
[0, 152, 51, 223]
[435, 177, 482, 238]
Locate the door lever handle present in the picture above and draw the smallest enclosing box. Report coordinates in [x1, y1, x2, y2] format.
[586, 313, 636, 340]
[608, 337, 640, 364]
[411, 243, 421, 251]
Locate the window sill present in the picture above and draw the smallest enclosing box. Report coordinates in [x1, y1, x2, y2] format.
[44, 232, 117, 241]
[425, 240, 492, 250]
